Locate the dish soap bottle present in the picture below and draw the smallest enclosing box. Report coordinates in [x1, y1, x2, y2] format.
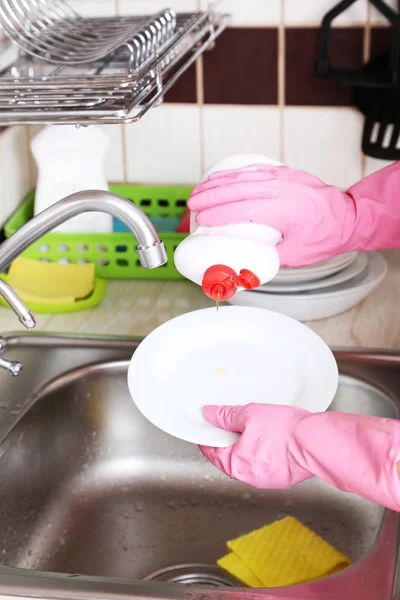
[174, 154, 283, 301]
[31, 125, 113, 234]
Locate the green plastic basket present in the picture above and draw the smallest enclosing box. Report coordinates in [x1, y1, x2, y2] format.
[4, 184, 192, 280]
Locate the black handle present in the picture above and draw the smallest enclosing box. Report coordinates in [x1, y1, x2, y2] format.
[316, 0, 400, 87]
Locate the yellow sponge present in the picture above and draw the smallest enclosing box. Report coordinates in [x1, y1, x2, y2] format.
[8, 257, 95, 305]
[218, 516, 351, 588]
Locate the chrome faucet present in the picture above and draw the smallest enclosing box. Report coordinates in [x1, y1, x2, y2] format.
[0, 189, 167, 376]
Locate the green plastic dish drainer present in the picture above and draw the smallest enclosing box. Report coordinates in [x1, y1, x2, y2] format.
[4, 184, 192, 280]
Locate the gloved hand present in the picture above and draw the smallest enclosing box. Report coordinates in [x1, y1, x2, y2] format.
[200, 404, 400, 512]
[199, 404, 313, 489]
[188, 161, 400, 268]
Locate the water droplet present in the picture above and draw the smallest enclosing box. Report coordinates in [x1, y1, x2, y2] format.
[257, 437, 264, 443]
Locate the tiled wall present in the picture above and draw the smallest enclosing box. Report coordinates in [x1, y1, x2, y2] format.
[1, 0, 398, 225]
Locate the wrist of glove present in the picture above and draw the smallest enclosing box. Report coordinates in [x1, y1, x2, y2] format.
[291, 411, 400, 512]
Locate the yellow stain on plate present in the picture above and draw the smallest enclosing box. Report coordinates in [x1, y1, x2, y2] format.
[215, 368, 225, 376]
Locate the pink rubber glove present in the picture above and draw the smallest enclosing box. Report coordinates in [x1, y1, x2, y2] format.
[200, 404, 312, 488]
[200, 405, 400, 512]
[188, 161, 400, 268]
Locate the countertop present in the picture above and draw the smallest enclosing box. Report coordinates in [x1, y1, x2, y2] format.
[0, 250, 399, 349]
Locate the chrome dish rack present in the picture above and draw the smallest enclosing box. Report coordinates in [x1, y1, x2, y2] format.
[0, 1, 178, 65]
[0, 7, 229, 125]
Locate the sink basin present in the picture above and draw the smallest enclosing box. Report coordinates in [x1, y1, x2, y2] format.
[0, 334, 399, 600]
[0, 362, 394, 579]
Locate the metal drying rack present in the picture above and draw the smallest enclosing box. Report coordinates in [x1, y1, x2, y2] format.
[0, 6, 229, 125]
[0, 1, 178, 65]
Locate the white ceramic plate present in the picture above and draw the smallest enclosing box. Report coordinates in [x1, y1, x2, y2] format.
[274, 252, 358, 284]
[261, 253, 368, 293]
[128, 306, 339, 448]
[228, 253, 387, 322]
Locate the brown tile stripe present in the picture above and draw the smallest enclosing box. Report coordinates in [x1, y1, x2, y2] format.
[164, 59, 197, 103]
[285, 28, 364, 106]
[166, 26, 380, 107]
[202, 28, 278, 105]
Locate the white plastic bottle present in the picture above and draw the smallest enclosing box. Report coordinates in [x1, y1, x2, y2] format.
[31, 125, 113, 234]
[174, 154, 283, 301]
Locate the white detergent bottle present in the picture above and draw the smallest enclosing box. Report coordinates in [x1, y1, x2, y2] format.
[174, 154, 283, 301]
[31, 124, 113, 233]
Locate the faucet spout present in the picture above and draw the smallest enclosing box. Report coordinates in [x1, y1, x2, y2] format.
[0, 279, 35, 329]
[0, 190, 167, 273]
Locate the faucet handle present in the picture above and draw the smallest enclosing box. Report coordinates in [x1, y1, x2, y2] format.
[0, 357, 22, 377]
[0, 337, 22, 376]
[0, 279, 35, 377]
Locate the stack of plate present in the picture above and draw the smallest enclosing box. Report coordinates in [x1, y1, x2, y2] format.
[228, 252, 388, 322]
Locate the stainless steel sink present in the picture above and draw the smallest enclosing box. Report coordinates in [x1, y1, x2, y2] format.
[0, 334, 399, 600]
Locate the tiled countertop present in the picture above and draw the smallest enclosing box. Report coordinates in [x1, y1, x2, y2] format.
[0, 250, 399, 349]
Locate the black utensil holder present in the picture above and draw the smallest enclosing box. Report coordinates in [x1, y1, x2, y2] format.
[316, 0, 400, 87]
